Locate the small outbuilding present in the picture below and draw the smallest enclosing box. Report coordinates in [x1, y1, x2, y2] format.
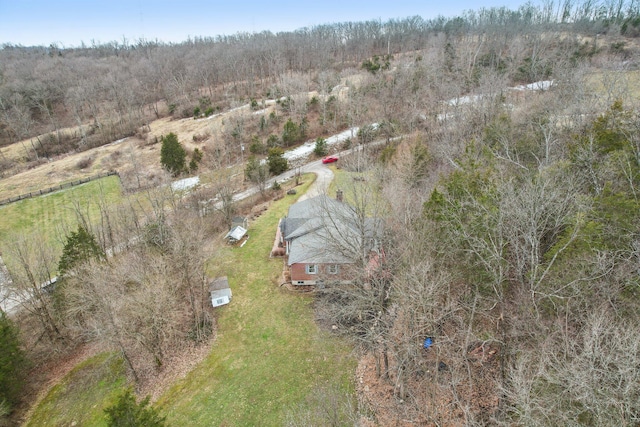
[231, 216, 249, 229]
[225, 225, 247, 244]
[209, 276, 232, 307]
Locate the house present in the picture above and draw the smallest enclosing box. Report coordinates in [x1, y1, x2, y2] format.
[279, 193, 382, 286]
[225, 225, 247, 244]
[209, 276, 232, 307]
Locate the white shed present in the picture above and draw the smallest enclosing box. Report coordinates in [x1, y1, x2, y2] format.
[209, 276, 232, 308]
[224, 225, 247, 244]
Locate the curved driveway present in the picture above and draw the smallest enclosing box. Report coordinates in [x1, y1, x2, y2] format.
[296, 159, 334, 201]
[230, 158, 335, 205]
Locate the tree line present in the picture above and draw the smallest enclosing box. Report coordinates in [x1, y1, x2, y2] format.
[2, 0, 640, 163]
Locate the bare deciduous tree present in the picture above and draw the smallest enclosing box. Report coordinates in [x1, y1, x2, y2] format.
[3, 232, 65, 343]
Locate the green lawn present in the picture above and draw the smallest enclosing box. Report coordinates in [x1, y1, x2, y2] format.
[158, 175, 357, 425]
[23, 173, 357, 426]
[328, 166, 386, 216]
[25, 353, 127, 427]
[0, 175, 122, 251]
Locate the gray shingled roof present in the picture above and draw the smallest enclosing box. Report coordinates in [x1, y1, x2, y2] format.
[283, 195, 383, 266]
[287, 195, 350, 219]
[281, 217, 307, 239]
[287, 228, 354, 265]
[209, 276, 230, 291]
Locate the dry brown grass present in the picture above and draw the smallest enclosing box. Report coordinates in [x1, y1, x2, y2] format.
[0, 65, 377, 201]
[0, 102, 280, 200]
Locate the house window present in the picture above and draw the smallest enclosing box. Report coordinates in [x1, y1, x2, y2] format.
[306, 264, 318, 274]
[327, 264, 340, 274]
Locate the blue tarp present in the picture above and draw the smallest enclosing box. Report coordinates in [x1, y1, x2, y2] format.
[423, 337, 433, 349]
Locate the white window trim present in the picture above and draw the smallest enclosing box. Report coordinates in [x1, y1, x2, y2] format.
[305, 264, 318, 274]
[327, 264, 339, 274]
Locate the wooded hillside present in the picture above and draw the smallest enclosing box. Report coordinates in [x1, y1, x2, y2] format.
[2, 1, 640, 425]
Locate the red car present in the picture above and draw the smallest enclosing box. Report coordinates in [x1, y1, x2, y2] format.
[322, 156, 338, 164]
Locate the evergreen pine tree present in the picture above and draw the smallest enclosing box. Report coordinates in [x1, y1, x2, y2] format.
[0, 311, 26, 413]
[267, 147, 288, 175]
[160, 132, 187, 176]
[58, 225, 104, 276]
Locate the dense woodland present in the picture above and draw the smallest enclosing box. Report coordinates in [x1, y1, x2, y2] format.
[2, 0, 640, 425]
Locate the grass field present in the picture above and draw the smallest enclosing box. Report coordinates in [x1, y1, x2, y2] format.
[25, 353, 127, 427]
[0, 175, 122, 252]
[23, 174, 357, 426]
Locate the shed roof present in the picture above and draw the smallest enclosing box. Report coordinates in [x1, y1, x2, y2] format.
[232, 216, 248, 227]
[225, 225, 247, 241]
[211, 288, 232, 300]
[209, 276, 230, 292]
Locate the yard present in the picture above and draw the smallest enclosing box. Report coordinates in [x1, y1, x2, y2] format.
[23, 174, 357, 426]
[0, 175, 122, 252]
[158, 175, 357, 425]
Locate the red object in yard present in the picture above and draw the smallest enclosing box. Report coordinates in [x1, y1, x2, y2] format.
[322, 156, 338, 164]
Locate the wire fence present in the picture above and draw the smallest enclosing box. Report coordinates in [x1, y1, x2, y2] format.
[0, 171, 120, 206]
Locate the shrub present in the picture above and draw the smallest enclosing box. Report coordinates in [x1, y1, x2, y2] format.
[180, 107, 192, 118]
[192, 132, 210, 143]
[266, 134, 280, 148]
[361, 54, 392, 74]
[76, 156, 94, 170]
[282, 119, 299, 146]
[189, 148, 203, 172]
[250, 141, 267, 155]
[104, 388, 166, 427]
[198, 97, 211, 109]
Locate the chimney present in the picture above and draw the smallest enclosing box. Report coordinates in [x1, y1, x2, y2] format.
[336, 189, 343, 202]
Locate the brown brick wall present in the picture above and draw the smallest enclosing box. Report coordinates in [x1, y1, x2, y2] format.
[290, 263, 316, 283]
[290, 263, 350, 285]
